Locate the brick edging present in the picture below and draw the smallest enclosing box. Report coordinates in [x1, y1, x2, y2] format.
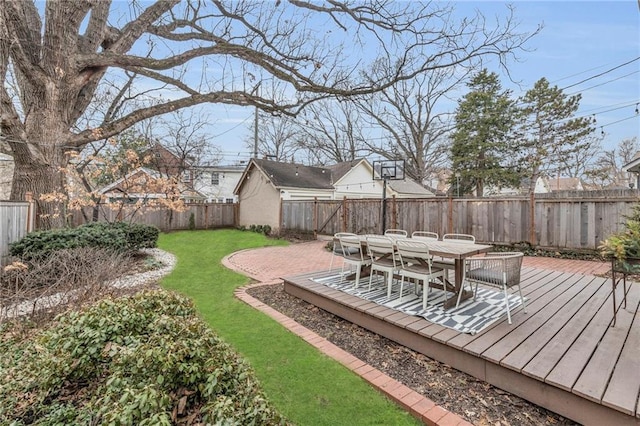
[235, 281, 473, 426]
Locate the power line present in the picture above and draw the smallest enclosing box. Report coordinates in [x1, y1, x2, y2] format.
[560, 56, 640, 91]
[567, 70, 639, 96]
[550, 60, 628, 84]
[600, 114, 639, 129]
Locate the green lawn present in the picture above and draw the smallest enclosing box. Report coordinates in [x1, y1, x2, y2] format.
[158, 229, 420, 425]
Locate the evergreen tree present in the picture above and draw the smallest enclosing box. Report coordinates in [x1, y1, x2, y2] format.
[450, 69, 520, 196]
[517, 78, 595, 193]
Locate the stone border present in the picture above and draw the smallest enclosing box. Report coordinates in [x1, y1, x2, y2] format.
[233, 278, 473, 426]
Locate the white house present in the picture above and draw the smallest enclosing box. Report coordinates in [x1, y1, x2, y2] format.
[192, 164, 245, 203]
[331, 158, 434, 200]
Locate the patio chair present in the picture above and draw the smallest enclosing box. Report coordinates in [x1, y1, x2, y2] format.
[384, 229, 408, 239]
[366, 235, 400, 298]
[435, 233, 477, 279]
[411, 231, 439, 241]
[442, 233, 476, 243]
[396, 239, 446, 309]
[338, 234, 371, 288]
[463, 252, 526, 324]
[329, 232, 357, 271]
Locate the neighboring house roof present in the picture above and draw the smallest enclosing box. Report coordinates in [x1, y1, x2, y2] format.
[545, 177, 584, 191]
[238, 159, 334, 192]
[235, 158, 433, 197]
[388, 179, 433, 196]
[98, 167, 205, 199]
[327, 158, 368, 183]
[623, 152, 640, 173]
[194, 164, 245, 172]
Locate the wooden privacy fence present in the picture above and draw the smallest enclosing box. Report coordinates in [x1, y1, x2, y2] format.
[69, 203, 238, 231]
[281, 191, 640, 251]
[0, 198, 36, 265]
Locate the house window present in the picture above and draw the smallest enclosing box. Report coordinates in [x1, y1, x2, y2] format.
[225, 198, 234, 203]
[182, 171, 191, 183]
[211, 172, 220, 185]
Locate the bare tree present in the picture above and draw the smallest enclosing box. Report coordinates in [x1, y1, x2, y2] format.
[1, 0, 537, 228]
[356, 67, 466, 183]
[295, 99, 370, 164]
[557, 133, 603, 180]
[586, 137, 639, 189]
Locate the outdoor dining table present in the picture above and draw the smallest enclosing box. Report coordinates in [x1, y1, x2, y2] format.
[425, 240, 493, 308]
[340, 235, 492, 309]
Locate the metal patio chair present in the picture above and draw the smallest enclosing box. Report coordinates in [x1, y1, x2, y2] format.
[396, 239, 446, 309]
[411, 231, 439, 241]
[337, 234, 371, 289]
[329, 232, 357, 271]
[384, 229, 408, 239]
[366, 235, 400, 298]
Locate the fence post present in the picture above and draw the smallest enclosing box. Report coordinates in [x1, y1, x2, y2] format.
[448, 195, 454, 234]
[25, 192, 36, 232]
[313, 197, 318, 239]
[342, 196, 347, 232]
[529, 192, 537, 245]
[391, 195, 397, 228]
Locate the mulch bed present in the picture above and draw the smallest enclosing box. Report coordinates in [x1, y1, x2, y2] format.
[246, 283, 578, 426]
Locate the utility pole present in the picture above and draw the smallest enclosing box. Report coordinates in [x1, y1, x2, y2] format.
[253, 106, 258, 159]
[253, 81, 261, 159]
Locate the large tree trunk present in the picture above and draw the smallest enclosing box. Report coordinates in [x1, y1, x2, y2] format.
[10, 112, 71, 230]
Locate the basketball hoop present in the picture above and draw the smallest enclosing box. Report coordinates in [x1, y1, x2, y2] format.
[372, 160, 405, 181]
[372, 160, 406, 233]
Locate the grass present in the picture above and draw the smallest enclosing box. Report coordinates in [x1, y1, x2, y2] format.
[158, 229, 420, 425]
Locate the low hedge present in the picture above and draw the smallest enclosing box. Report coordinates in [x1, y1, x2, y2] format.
[0, 290, 288, 425]
[9, 222, 159, 261]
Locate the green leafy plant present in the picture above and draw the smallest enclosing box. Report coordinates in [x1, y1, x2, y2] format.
[9, 222, 159, 261]
[599, 204, 640, 272]
[0, 290, 288, 425]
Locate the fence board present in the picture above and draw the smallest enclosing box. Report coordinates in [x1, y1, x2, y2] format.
[0, 201, 34, 265]
[69, 203, 236, 231]
[282, 191, 640, 251]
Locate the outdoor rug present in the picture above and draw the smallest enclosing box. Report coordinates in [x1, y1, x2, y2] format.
[311, 273, 525, 335]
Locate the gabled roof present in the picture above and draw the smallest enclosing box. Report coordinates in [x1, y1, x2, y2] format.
[388, 179, 433, 196]
[326, 158, 369, 183]
[544, 177, 583, 191]
[623, 152, 640, 173]
[235, 158, 433, 197]
[98, 167, 205, 199]
[250, 159, 334, 190]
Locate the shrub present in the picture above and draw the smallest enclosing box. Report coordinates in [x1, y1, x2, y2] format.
[188, 212, 196, 230]
[244, 224, 272, 236]
[0, 290, 289, 425]
[9, 222, 159, 261]
[0, 247, 133, 323]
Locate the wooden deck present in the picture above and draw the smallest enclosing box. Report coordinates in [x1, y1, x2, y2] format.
[283, 266, 640, 426]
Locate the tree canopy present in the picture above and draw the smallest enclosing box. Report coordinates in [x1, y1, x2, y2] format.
[517, 78, 596, 193]
[450, 69, 520, 196]
[1, 0, 536, 228]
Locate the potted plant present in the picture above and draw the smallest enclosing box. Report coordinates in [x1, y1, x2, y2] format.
[600, 205, 640, 273]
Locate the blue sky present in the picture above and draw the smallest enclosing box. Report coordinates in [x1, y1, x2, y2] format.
[157, 1, 640, 165]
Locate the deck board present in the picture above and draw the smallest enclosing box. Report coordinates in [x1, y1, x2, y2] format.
[462, 271, 585, 358]
[572, 286, 640, 404]
[522, 276, 610, 382]
[602, 295, 640, 415]
[500, 275, 604, 371]
[281, 267, 640, 425]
